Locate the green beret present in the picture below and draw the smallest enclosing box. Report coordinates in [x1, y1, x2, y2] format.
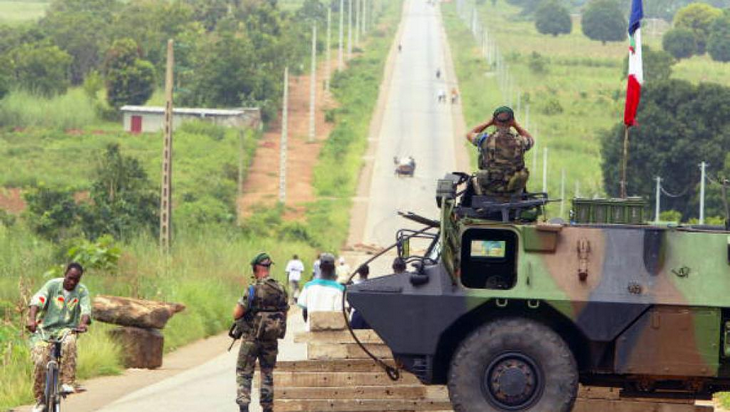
[493, 106, 514, 119]
[250, 252, 273, 266]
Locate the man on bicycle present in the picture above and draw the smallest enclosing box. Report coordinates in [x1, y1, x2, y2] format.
[26, 262, 91, 412]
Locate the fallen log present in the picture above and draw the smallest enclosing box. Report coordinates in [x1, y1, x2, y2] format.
[92, 295, 185, 329]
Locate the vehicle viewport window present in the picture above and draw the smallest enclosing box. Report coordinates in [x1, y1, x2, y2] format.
[460, 229, 517, 290]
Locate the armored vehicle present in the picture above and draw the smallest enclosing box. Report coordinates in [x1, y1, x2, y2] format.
[347, 172, 730, 412]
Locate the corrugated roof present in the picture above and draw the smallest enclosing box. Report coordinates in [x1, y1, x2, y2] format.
[120, 106, 258, 116]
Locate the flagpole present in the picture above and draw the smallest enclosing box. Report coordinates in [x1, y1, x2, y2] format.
[620, 126, 630, 198]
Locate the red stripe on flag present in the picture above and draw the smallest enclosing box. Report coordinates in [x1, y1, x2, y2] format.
[624, 75, 641, 127]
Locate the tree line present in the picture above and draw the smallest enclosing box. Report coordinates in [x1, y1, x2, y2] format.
[0, 0, 333, 121]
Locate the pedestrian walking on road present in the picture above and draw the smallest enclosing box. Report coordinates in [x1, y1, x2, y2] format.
[312, 253, 322, 280]
[451, 87, 459, 104]
[297, 253, 344, 331]
[350, 265, 371, 329]
[233, 253, 289, 412]
[436, 68, 441, 79]
[285, 254, 304, 302]
[336, 256, 352, 284]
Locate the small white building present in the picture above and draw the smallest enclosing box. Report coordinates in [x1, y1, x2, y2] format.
[120, 106, 261, 134]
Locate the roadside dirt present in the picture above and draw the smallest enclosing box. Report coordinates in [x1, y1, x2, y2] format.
[0, 187, 25, 213]
[238, 58, 340, 221]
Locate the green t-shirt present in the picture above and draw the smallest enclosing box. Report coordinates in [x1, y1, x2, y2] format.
[30, 278, 91, 341]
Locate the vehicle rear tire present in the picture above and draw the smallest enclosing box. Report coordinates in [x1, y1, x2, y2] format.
[447, 317, 578, 412]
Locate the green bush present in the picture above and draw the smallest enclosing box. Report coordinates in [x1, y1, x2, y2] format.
[11, 43, 72, 97]
[663, 27, 697, 60]
[708, 14, 730, 62]
[581, 0, 627, 45]
[673, 3, 723, 54]
[535, 0, 572, 37]
[104, 39, 156, 109]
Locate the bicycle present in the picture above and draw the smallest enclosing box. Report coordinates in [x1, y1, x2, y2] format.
[37, 328, 83, 412]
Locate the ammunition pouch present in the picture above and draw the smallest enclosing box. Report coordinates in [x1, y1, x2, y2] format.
[506, 168, 529, 192]
[253, 310, 287, 341]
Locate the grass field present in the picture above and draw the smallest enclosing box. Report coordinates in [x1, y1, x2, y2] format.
[443, 0, 730, 217]
[0, 1, 48, 25]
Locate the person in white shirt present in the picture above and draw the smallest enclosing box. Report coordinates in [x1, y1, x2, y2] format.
[285, 254, 305, 302]
[312, 253, 321, 280]
[335, 256, 352, 284]
[297, 253, 344, 331]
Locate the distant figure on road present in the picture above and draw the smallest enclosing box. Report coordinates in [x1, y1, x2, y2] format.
[466, 106, 534, 198]
[437, 88, 447, 103]
[436, 68, 441, 79]
[285, 254, 305, 302]
[350, 265, 371, 329]
[336, 256, 352, 284]
[312, 253, 322, 280]
[398, 43, 402, 52]
[297, 253, 344, 331]
[27, 263, 91, 412]
[233, 253, 289, 412]
[451, 87, 459, 104]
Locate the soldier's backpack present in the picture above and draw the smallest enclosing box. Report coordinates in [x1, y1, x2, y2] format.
[477, 128, 528, 174]
[251, 278, 289, 341]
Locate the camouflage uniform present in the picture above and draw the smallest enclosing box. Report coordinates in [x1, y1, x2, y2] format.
[236, 277, 288, 412]
[474, 127, 532, 197]
[28, 278, 91, 401]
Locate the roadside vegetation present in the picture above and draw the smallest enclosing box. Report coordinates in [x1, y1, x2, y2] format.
[0, 0, 401, 409]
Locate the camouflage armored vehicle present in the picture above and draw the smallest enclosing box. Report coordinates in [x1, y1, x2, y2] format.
[347, 172, 730, 412]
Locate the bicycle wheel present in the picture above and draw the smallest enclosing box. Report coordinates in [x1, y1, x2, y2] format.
[44, 363, 59, 412]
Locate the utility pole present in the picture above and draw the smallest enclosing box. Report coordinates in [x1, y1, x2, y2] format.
[159, 39, 174, 253]
[309, 24, 317, 143]
[542, 147, 548, 194]
[560, 169, 566, 217]
[237, 129, 244, 226]
[326, 8, 331, 91]
[575, 180, 581, 198]
[524, 104, 530, 129]
[279, 67, 289, 204]
[516, 91, 521, 118]
[654, 176, 661, 222]
[700, 161, 706, 225]
[338, 0, 344, 70]
[532, 124, 538, 176]
[348, 0, 353, 59]
[354, 0, 360, 47]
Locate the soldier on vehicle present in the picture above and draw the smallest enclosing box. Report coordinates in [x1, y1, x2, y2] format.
[466, 106, 534, 197]
[233, 253, 289, 412]
[27, 262, 91, 412]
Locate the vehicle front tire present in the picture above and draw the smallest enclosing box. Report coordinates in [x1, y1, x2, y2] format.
[447, 317, 578, 412]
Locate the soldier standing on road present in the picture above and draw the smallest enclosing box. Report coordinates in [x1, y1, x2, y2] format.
[233, 252, 289, 412]
[466, 106, 534, 197]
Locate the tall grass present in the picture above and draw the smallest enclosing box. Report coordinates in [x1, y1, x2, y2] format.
[0, 1, 48, 25]
[0, 88, 99, 130]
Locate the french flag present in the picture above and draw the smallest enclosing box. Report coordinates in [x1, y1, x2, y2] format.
[624, 0, 643, 127]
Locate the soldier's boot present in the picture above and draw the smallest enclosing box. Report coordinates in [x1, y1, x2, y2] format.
[261, 405, 273, 412]
[239, 405, 249, 412]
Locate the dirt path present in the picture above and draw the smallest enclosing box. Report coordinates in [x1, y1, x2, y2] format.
[238, 58, 339, 221]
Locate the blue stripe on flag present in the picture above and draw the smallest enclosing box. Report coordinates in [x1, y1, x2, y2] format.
[628, 0, 643, 35]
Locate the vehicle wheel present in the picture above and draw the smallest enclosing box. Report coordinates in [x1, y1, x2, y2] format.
[448, 317, 577, 412]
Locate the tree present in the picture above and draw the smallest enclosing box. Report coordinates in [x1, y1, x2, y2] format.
[11, 43, 72, 96]
[662, 27, 697, 59]
[535, 0, 572, 37]
[84, 144, 158, 239]
[623, 45, 675, 82]
[44, 11, 110, 85]
[601, 79, 730, 219]
[23, 185, 83, 241]
[104, 38, 156, 109]
[581, 0, 627, 45]
[674, 3, 723, 54]
[708, 13, 730, 62]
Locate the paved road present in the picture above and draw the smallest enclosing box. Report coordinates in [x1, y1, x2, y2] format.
[363, 0, 461, 248]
